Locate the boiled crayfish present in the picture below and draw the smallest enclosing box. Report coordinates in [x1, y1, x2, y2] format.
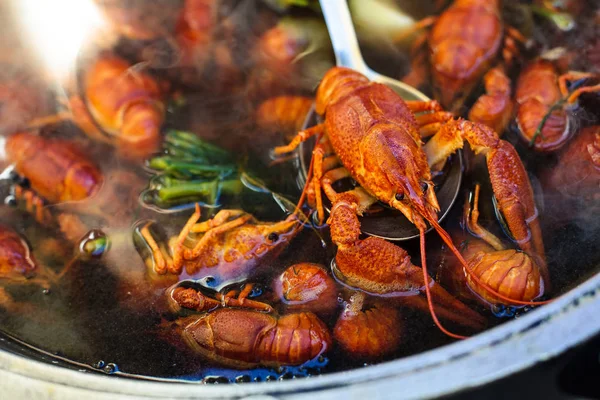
[168, 283, 273, 314]
[0, 223, 74, 312]
[273, 262, 339, 317]
[5, 131, 145, 244]
[514, 59, 600, 152]
[139, 204, 302, 289]
[181, 307, 331, 368]
[404, 0, 523, 118]
[170, 284, 331, 368]
[274, 66, 549, 339]
[440, 184, 545, 307]
[333, 292, 403, 360]
[30, 54, 166, 161]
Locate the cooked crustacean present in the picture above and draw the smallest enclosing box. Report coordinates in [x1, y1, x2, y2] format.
[139, 204, 302, 289]
[250, 17, 332, 98]
[273, 262, 339, 317]
[0, 224, 71, 311]
[403, 0, 526, 112]
[30, 54, 166, 161]
[175, 0, 218, 68]
[514, 59, 600, 152]
[256, 95, 313, 140]
[0, 224, 37, 283]
[5, 131, 145, 243]
[440, 184, 545, 307]
[6, 132, 102, 205]
[467, 66, 513, 135]
[182, 308, 331, 368]
[333, 292, 403, 360]
[168, 283, 273, 313]
[0, 224, 39, 311]
[274, 66, 548, 338]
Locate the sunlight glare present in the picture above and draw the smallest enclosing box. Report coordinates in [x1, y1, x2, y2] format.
[15, 0, 105, 80]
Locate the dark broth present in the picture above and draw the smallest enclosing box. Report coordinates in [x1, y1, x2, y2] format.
[1, 0, 599, 384]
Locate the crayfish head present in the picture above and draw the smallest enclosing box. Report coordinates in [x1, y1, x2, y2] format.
[390, 180, 440, 232]
[256, 214, 303, 253]
[360, 125, 441, 230]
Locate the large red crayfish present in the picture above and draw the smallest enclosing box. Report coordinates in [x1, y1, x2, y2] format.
[275, 66, 549, 338]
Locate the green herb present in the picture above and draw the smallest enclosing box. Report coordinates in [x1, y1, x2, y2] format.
[148, 157, 235, 179]
[531, 5, 575, 31]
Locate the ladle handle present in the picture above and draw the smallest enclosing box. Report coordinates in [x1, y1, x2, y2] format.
[319, 0, 369, 73]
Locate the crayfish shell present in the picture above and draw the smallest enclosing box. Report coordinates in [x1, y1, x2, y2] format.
[465, 247, 544, 306]
[0, 225, 37, 280]
[334, 303, 402, 360]
[183, 308, 331, 368]
[274, 263, 339, 317]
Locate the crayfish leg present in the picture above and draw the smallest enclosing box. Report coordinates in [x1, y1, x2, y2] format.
[184, 214, 252, 261]
[139, 222, 171, 275]
[412, 108, 454, 140]
[272, 123, 325, 155]
[235, 284, 274, 312]
[464, 184, 505, 251]
[189, 209, 247, 233]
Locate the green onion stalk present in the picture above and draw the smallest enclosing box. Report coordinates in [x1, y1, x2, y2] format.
[147, 157, 236, 179]
[530, 5, 575, 32]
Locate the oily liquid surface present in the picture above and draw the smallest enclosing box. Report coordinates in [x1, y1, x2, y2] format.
[0, 0, 599, 384]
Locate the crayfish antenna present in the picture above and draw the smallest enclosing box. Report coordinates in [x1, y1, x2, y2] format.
[428, 218, 551, 307]
[419, 227, 468, 340]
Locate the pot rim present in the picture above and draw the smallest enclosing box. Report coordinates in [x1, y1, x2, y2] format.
[1, 270, 599, 399]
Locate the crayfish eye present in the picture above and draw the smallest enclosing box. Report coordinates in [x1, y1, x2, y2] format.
[15, 176, 30, 188]
[421, 182, 428, 193]
[267, 232, 279, 242]
[395, 193, 405, 201]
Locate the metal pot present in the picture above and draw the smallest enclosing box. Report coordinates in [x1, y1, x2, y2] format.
[1, 270, 599, 399]
[2, 0, 599, 398]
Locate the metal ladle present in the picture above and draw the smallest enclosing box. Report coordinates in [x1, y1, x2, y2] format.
[297, 0, 462, 241]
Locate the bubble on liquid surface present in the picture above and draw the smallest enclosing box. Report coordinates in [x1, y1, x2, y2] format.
[103, 363, 119, 374]
[79, 230, 109, 258]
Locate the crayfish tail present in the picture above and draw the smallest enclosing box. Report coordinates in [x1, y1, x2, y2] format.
[429, 218, 550, 307]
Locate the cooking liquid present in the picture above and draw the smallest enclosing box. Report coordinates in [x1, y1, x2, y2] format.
[0, 0, 599, 384]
